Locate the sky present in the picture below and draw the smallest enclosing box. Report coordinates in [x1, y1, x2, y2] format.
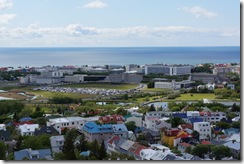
[0, 0, 241, 47]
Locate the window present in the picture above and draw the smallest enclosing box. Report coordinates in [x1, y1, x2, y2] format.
[72, 122, 74, 125]
[59, 141, 62, 144]
[57, 126, 60, 128]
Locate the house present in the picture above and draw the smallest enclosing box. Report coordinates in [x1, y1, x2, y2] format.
[14, 148, 53, 160]
[82, 122, 114, 143]
[150, 144, 170, 153]
[18, 124, 39, 136]
[34, 126, 59, 136]
[143, 129, 161, 144]
[193, 122, 211, 141]
[140, 149, 157, 160]
[222, 128, 240, 135]
[112, 124, 129, 139]
[0, 129, 11, 142]
[127, 142, 148, 160]
[162, 128, 181, 148]
[98, 115, 125, 124]
[172, 112, 188, 122]
[177, 142, 192, 153]
[46, 117, 85, 134]
[223, 140, 240, 159]
[124, 115, 142, 127]
[106, 135, 121, 154]
[142, 116, 160, 132]
[50, 135, 65, 154]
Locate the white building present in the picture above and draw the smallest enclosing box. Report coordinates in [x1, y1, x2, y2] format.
[18, 124, 39, 136]
[46, 116, 99, 134]
[41, 71, 64, 78]
[145, 64, 191, 76]
[142, 116, 160, 132]
[50, 135, 65, 154]
[155, 80, 194, 90]
[46, 117, 85, 134]
[193, 122, 211, 141]
[64, 74, 87, 83]
[125, 115, 142, 127]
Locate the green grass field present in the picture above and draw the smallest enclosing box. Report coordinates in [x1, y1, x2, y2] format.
[57, 83, 138, 90]
[140, 88, 172, 92]
[176, 93, 216, 101]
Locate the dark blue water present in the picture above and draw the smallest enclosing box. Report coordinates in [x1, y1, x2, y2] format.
[0, 47, 240, 67]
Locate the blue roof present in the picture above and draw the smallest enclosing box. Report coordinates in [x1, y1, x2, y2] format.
[189, 118, 203, 124]
[112, 124, 128, 132]
[82, 122, 113, 133]
[14, 149, 52, 160]
[80, 150, 91, 156]
[19, 117, 32, 122]
[172, 113, 187, 119]
[223, 128, 240, 135]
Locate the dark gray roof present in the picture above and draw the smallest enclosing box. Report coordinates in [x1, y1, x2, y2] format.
[14, 149, 52, 160]
[163, 154, 176, 160]
[34, 126, 59, 136]
[0, 130, 11, 141]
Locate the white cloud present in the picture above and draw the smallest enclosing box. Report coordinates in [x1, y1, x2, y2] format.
[181, 6, 218, 19]
[0, 24, 239, 46]
[83, 0, 108, 9]
[0, 14, 16, 24]
[0, 0, 12, 9]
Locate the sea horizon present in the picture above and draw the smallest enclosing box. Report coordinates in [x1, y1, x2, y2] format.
[0, 46, 240, 67]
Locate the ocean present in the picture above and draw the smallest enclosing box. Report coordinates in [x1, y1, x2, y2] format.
[0, 46, 240, 67]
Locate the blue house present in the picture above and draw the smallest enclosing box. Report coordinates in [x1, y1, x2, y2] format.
[189, 118, 203, 124]
[222, 128, 240, 135]
[14, 148, 52, 160]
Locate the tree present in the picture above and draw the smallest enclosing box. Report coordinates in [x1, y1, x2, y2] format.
[166, 117, 185, 128]
[231, 121, 240, 129]
[191, 144, 209, 158]
[35, 105, 41, 112]
[62, 129, 77, 160]
[89, 139, 100, 158]
[123, 94, 128, 100]
[125, 121, 137, 132]
[211, 145, 231, 160]
[54, 152, 65, 160]
[147, 81, 154, 88]
[149, 104, 156, 111]
[216, 121, 230, 129]
[0, 141, 7, 160]
[98, 141, 107, 160]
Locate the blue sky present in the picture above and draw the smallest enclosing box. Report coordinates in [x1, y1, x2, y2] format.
[0, 0, 241, 47]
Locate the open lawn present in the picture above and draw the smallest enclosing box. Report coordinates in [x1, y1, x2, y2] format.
[57, 83, 138, 90]
[140, 88, 172, 92]
[175, 93, 216, 101]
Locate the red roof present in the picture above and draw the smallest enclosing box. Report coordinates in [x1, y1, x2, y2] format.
[175, 133, 190, 139]
[128, 143, 147, 156]
[13, 121, 34, 126]
[99, 115, 124, 124]
[179, 142, 191, 147]
[107, 135, 120, 145]
[165, 129, 180, 136]
[180, 124, 193, 129]
[201, 140, 211, 145]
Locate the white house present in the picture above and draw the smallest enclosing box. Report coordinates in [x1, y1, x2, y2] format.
[18, 124, 39, 136]
[193, 122, 211, 141]
[46, 117, 86, 134]
[0, 124, 6, 131]
[140, 149, 157, 160]
[50, 135, 65, 154]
